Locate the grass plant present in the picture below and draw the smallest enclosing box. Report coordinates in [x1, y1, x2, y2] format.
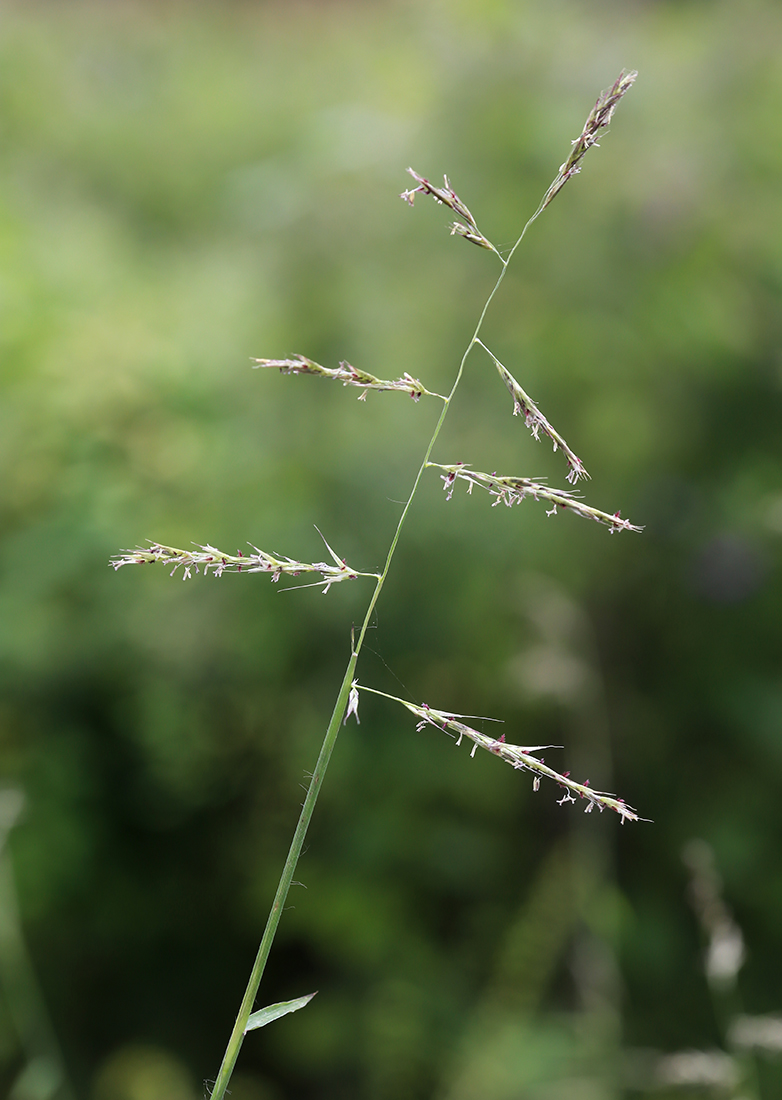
[113, 70, 639, 1099]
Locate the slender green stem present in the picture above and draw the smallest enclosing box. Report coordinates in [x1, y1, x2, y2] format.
[210, 196, 551, 1100]
[208, 648, 359, 1098]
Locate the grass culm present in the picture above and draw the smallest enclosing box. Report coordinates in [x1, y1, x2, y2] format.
[113, 70, 640, 1099]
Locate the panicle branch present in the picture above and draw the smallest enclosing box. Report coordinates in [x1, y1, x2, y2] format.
[110, 540, 379, 592]
[476, 339, 588, 483]
[356, 685, 640, 823]
[252, 355, 446, 402]
[538, 69, 637, 213]
[400, 169, 498, 255]
[430, 462, 642, 533]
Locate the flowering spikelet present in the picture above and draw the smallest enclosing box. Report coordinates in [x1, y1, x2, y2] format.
[356, 686, 641, 823]
[110, 539, 379, 593]
[252, 355, 445, 402]
[476, 340, 588, 483]
[400, 169, 497, 253]
[344, 681, 361, 725]
[430, 462, 642, 533]
[538, 70, 637, 213]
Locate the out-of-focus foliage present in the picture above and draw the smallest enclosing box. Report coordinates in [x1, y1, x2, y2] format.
[1, 1, 782, 1097]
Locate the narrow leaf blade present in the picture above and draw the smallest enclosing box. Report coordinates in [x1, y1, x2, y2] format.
[245, 992, 317, 1033]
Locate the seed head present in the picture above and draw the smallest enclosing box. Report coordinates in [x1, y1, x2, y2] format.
[401, 169, 497, 253]
[539, 70, 637, 212]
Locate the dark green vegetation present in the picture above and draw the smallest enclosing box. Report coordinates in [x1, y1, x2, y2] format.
[1, 2, 782, 1097]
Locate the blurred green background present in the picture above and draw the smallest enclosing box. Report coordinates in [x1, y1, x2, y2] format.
[1, 1, 782, 1098]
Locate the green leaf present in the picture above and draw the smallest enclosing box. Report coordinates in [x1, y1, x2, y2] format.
[244, 992, 317, 1032]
